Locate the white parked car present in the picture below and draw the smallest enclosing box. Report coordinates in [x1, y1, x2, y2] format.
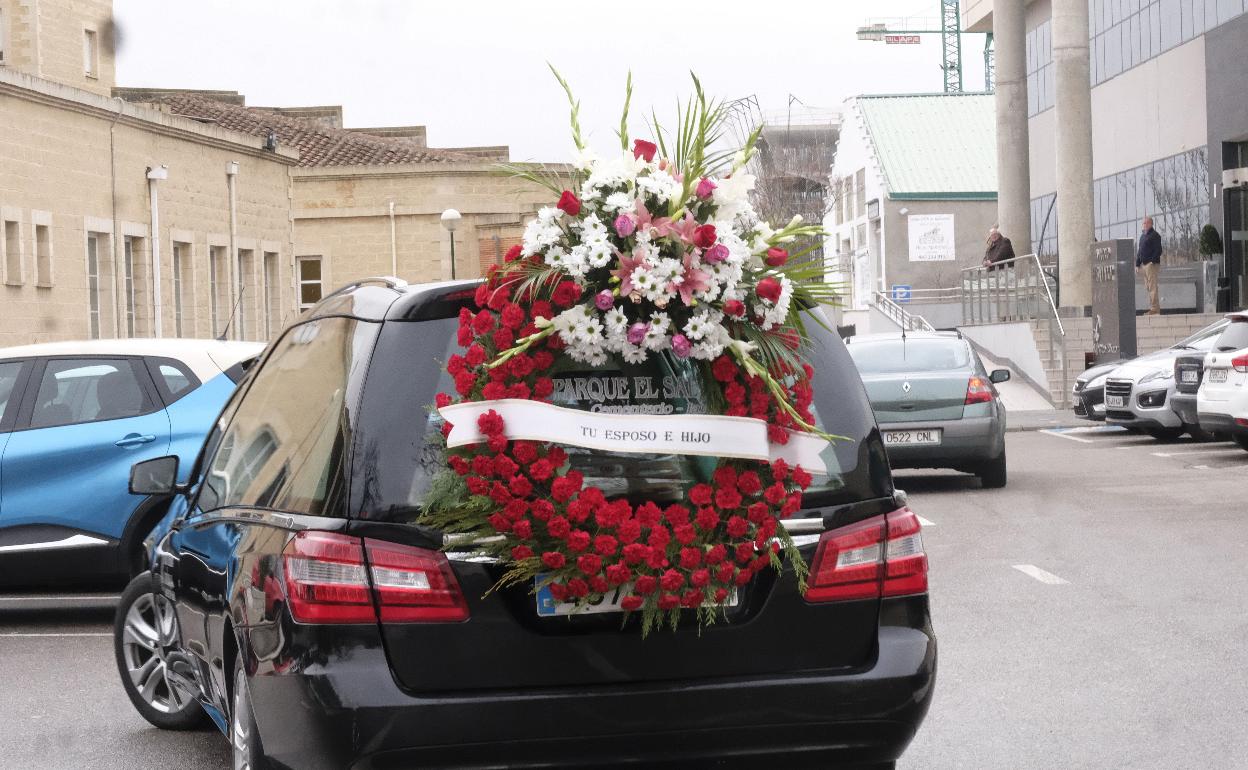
[1101, 319, 1228, 440]
[1196, 312, 1248, 451]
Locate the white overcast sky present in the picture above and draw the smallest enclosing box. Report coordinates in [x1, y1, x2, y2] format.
[113, 0, 988, 163]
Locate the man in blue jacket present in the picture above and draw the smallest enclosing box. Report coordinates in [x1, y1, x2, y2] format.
[1136, 216, 1163, 314]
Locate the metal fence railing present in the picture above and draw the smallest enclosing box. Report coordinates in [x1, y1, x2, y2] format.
[872, 291, 935, 332]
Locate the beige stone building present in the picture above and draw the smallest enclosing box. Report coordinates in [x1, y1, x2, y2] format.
[0, 0, 551, 347]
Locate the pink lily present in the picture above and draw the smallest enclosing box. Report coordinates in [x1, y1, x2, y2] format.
[634, 198, 672, 239]
[664, 212, 699, 244]
[612, 247, 647, 297]
[674, 251, 712, 306]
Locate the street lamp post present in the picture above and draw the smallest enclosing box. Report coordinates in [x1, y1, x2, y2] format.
[440, 208, 462, 280]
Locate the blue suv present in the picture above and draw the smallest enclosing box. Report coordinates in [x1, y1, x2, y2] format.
[0, 339, 261, 588]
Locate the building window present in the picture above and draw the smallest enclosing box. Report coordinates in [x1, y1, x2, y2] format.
[87, 234, 102, 338]
[2, 218, 20, 285]
[237, 249, 255, 340]
[123, 236, 144, 337]
[172, 243, 190, 337]
[0, 6, 8, 65]
[83, 28, 99, 77]
[34, 224, 51, 286]
[297, 256, 323, 311]
[263, 251, 280, 338]
[855, 169, 866, 217]
[1025, 19, 1054, 117]
[210, 245, 228, 337]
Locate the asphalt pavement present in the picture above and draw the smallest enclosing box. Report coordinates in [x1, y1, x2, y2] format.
[2, 424, 1245, 769]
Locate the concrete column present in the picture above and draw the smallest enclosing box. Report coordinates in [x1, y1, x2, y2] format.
[993, 0, 1032, 254]
[1053, 0, 1095, 310]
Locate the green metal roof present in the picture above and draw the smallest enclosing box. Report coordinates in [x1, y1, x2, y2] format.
[857, 93, 997, 199]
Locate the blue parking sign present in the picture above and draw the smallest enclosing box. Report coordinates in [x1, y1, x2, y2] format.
[891, 284, 912, 303]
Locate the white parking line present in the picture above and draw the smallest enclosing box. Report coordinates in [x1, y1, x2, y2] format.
[0, 632, 111, 638]
[1012, 564, 1070, 585]
[1193, 465, 1212, 470]
[917, 515, 935, 527]
[1040, 429, 1095, 444]
[1151, 448, 1238, 458]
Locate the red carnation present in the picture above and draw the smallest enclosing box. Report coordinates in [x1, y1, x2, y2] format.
[663, 504, 690, 527]
[541, 551, 566, 570]
[771, 458, 790, 481]
[481, 382, 506, 401]
[487, 434, 507, 453]
[695, 507, 719, 531]
[594, 534, 619, 556]
[767, 424, 789, 445]
[715, 487, 742, 510]
[617, 519, 643, 544]
[548, 583, 569, 601]
[713, 587, 730, 603]
[633, 139, 658, 162]
[465, 476, 487, 495]
[448, 455, 469, 476]
[487, 288, 509, 312]
[567, 530, 591, 552]
[508, 475, 533, 498]
[435, 392, 453, 409]
[511, 519, 532, 539]
[747, 501, 769, 524]
[711, 356, 738, 383]
[576, 554, 602, 576]
[689, 483, 714, 507]
[531, 499, 555, 521]
[765, 247, 789, 267]
[636, 502, 662, 528]
[493, 455, 518, 478]
[557, 190, 581, 216]
[679, 547, 702, 570]
[680, 589, 704, 609]
[528, 458, 554, 481]
[511, 545, 533, 560]
[673, 523, 696, 545]
[692, 224, 717, 249]
[547, 515, 571, 538]
[492, 326, 515, 351]
[454, 370, 477, 396]
[477, 410, 505, 436]
[658, 594, 680, 611]
[533, 377, 554, 399]
[567, 578, 589, 598]
[690, 568, 711, 588]
[726, 515, 749, 539]
[512, 441, 538, 464]
[792, 466, 813, 490]
[705, 544, 728, 565]
[634, 575, 658, 595]
[551, 280, 582, 308]
[715, 563, 735, 583]
[722, 299, 745, 318]
[736, 471, 763, 496]
[472, 310, 495, 334]
[756, 277, 783, 304]
[501, 303, 525, 330]
[621, 595, 644, 611]
[622, 542, 650, 566]
[508, 354, 535, 378]
[660, 569, 684, 591]
[712, 465, 737, 488]
[550, 475, 581, 503]
[530, 300, 554, 320]
[487, 513, 510, 533]
[457, 326, 473, 346]
[734, 569, 752, 587]
[647, 525, 671, 550]
[447, 355, 467, 376]
[735, 542, 755, 563]
[764, 482, 787, 505]
[605, 562, 631, 585]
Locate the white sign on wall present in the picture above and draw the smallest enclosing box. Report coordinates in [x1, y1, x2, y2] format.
[907, 214, 957, 262]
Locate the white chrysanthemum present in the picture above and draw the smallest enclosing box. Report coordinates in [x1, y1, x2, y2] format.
[603, 191, 633, 213]
[603, 307, 628, 337]
[522, 207, 565, 256]
[572, 147, 600, 171]
[620, 343, 648, 364]
[643, 312, 671, 351]
[636, 169, 681, 204]
[683, 309, 721, 342]
[576, 214, 615, 270]
[580, 154, 642, 203]
[692, 324, 732, 361]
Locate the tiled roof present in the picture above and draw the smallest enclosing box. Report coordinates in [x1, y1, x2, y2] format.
[151, 94, 477, 167]
[857, 93, 997, 199]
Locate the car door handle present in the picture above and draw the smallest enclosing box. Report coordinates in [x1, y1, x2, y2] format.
[115, 433, 157, 448]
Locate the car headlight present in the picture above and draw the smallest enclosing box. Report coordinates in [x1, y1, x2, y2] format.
[1087, 374, 1108, 390]
[1138, 369, 1173, 385]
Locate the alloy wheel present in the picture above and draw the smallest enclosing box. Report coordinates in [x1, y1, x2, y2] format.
[232, 665, 253, 770]
[120, 593, 192, 714]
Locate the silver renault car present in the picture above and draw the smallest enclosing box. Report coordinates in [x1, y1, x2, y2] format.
[847, 332, 1011, 487]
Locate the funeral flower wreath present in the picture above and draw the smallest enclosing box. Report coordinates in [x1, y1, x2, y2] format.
[423, 71, 841, 634]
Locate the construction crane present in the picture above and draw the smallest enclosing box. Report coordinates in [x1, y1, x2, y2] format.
[856, 0, 995, 93]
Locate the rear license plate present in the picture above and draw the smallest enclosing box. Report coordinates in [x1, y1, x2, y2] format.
[1105, 395, 1126, 408]
[882, 428, 942, 446]
[535, 576, 737, 617]
[1208, 369, 1228, 383]
[1180, 369, 1199, 384]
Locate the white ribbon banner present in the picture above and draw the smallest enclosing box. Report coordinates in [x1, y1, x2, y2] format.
[439, 399, 830, 476]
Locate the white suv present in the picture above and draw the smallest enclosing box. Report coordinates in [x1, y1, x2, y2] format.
[1196, 312, 1248, 451]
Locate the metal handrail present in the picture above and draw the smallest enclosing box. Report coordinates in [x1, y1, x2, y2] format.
[872, 291, 936, 332]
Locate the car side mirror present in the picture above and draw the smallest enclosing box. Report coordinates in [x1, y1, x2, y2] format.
[130, 455, 180, 496]
[989, 369, 1011, 384]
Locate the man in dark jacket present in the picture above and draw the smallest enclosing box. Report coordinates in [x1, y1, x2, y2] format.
[983, 227, 1016, 270]
[1136, 216, 1162, 314]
